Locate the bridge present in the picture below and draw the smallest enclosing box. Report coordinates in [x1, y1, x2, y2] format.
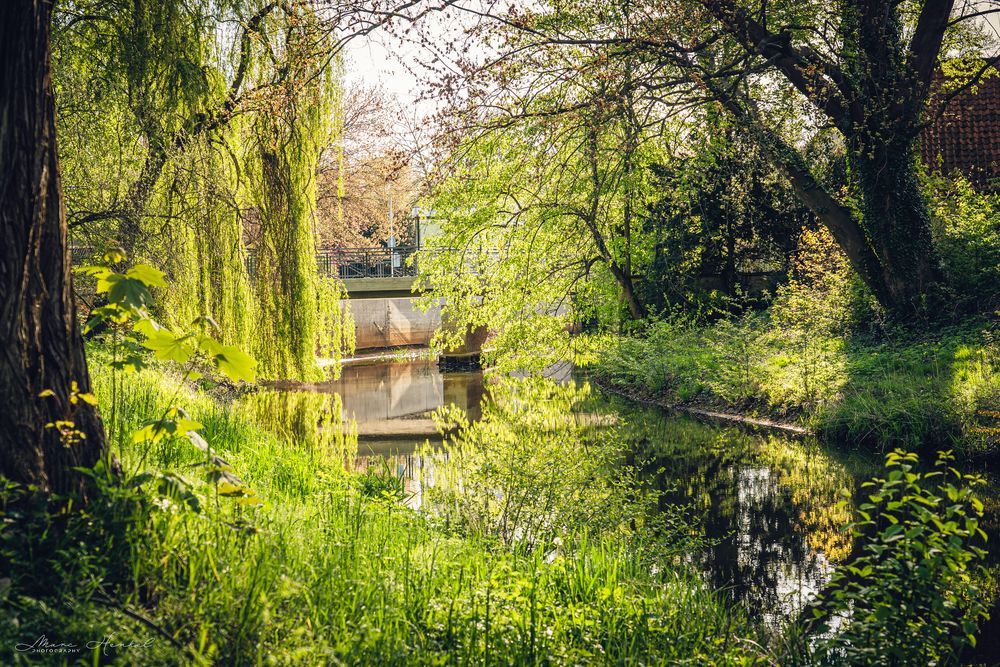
[317, 246, 486, 360]
[316, 246, 422, 299]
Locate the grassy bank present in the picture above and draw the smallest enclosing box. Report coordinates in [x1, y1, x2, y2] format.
[596, 315, 1000, 456]
[0, 360, 759, 665]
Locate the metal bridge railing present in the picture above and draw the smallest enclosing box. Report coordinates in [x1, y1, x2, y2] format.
[316, 246, 420, 280]
[70, 243, 444, 283]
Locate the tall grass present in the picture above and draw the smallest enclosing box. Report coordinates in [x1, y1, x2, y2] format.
[597, 317, 1000, 455]
[0, 362, 761, 665]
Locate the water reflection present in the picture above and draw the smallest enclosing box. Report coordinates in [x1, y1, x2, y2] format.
[272, 361, 857, 626]
[614, 407, 859, 632]
[311, 359, 486, 454]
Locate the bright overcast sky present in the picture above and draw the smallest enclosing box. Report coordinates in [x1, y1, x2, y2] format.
[342, 3, 480, 117]
[345, 34, 421, 105]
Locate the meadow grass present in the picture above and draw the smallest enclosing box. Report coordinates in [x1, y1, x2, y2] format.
[0, 360, 762, 665]
[596, 316, 1000, 456]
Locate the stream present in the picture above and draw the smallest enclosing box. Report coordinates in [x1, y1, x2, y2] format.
[271, 356, 1000, 663]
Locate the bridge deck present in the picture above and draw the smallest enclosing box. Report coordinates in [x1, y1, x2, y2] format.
[341, 276, 417, 298]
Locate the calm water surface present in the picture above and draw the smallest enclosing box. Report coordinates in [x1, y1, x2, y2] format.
[283, 357, 1000, 662]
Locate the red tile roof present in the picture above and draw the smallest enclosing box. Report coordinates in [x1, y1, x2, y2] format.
[920, 71, 1000, 190]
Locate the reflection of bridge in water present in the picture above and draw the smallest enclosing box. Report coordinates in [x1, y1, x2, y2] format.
[311, 358, 486, 454]
[327, 358, 580, 509]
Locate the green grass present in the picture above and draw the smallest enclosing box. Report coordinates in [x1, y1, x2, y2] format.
[0, 360, 761, 665]
[597, 316, 1000, 456]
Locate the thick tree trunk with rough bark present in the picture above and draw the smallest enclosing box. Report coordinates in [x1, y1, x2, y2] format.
[0, 0, 105, 495]
[853, 135, 939, 316]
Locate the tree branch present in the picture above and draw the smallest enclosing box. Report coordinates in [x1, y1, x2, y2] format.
[697, 0, 855, 130]
[908, 0, 957, 101]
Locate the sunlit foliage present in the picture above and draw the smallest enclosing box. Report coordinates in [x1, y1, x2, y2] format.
[53, 1, 353, 380]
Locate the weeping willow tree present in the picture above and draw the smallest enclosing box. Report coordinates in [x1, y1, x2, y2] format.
[146, 137, 254, 348]
[244, 22, 352, 379]
[53, 0, 354, 380]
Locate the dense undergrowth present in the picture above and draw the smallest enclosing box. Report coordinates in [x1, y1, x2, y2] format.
[0, 361, 760, 665]
[1, 357, 990, 665]
[597, 205, 1000, 457]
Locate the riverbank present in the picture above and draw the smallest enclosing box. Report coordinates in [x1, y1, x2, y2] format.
[0, 361, 760, 665]
[595, 316, 1000, 458]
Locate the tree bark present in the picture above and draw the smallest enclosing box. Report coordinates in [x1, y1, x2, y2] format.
[853, 135, 939, 316]
[0, 0, 105, 494]
[609, 262, 648, 320]
[701, 82, 894, 307]
[583, 125, 648, 320]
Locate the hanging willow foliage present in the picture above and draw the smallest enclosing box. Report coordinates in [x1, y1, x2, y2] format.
[53, 0, 354, 380]
[152, 136, 255, 351]
[244, 21, 353, 379]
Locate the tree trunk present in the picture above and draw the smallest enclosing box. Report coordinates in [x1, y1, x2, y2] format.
[853, 135, 939, 317]
[695, 0, 950, 319]
[609, 263, 648, 320]
[707, 89, 895, 308]
[0, 0, 105, 495]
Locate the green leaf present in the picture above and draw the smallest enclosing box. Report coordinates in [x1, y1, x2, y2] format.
[75, 392, 98, 406]
[218, 480, 244, 496]
[126, 264, 167, 288]
[212, 344, 258, 383]
[185, 430, 209, 452]
[133, 317, 164, 338]
[883, 523, 904, 538]
[83, 314, 105, 335]
[175, 418, 203, 433]
[90, 303, 132, 326]
[76, 265, 112, 280]
[127, 472, 155, 488]
[121, 355, 146, 373]
[143, 330, 193, 364]
[133, 421, 167, 444]
[107, 276, 153, 309]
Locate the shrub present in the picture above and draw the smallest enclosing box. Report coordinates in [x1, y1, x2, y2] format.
[770, 226, 880, 337]
[803, 450, 990, 665]
[927, 173, 1000, 315]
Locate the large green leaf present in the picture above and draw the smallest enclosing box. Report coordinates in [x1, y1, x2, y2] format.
[133, 317, 164, 338]
[143, 330, 194, 364]
[126, 264, 167, 288]
[106, 275, 153, 309]
[213, 344, 258, 383]
[197, 335, 257, 383]
[75, 265, 112, 280]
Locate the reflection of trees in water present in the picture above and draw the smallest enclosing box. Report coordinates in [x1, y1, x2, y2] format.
[238, 389, 357, 462]
[621, 411, 856, 631]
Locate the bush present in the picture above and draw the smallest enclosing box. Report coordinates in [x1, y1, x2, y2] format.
[800, 450, 990, 665]
[927, 173, 1000, 315]
[770, 226, 880, 337]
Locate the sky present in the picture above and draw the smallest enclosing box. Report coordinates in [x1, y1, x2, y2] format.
[341, 0, 1000, 140]
[343, 3, 472, 115]
[345, 33, 422, 106]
